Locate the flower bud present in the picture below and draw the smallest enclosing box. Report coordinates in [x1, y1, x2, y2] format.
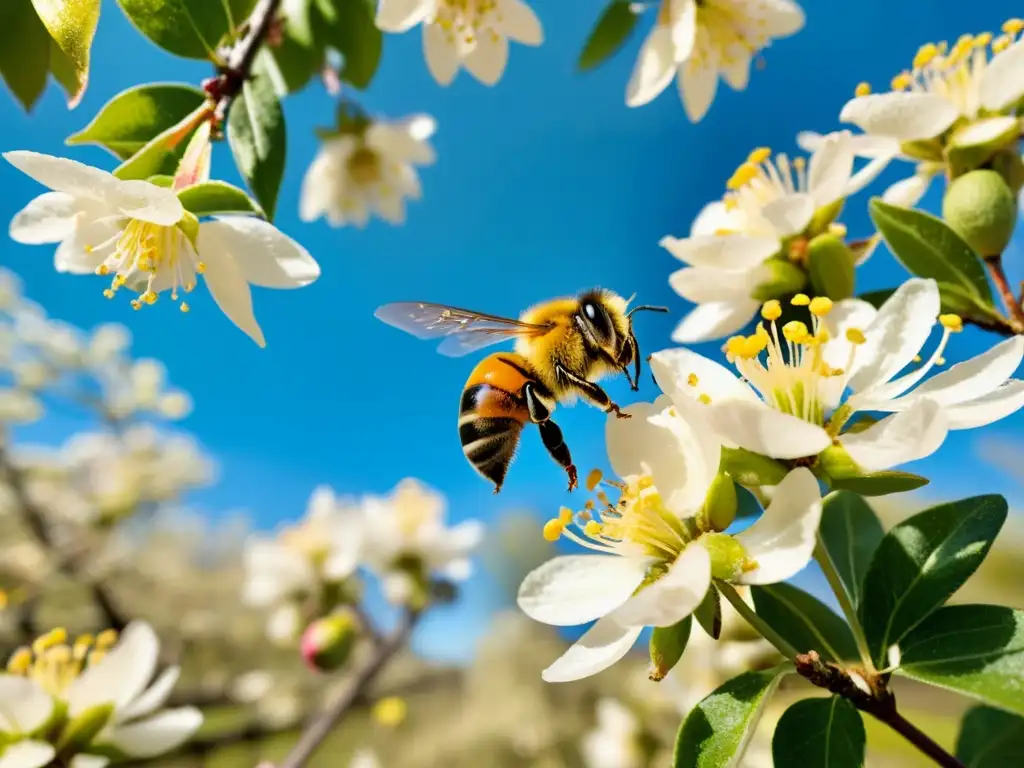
[702, 473, 737, 532]
[820, 444, 929, 496]
[720, 447, 788, 487]
[942, 169, 1017, 258]
[807, 233, 856, 300]
[649, 617, 691, 681]
[700, 533, 751, 582]
[751, 260, 807, 302]
[300, 611, 360, 673]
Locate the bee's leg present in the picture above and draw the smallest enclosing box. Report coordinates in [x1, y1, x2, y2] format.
[523, 381, 553, 423]
[538, 418, 578, 492]
[555, 364, 631, 419]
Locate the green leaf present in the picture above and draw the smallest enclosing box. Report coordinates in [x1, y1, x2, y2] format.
[227, 66, 286, 220]
[578, 1, 641, 72]
[674, 664, 790, 768]
[267, 25, 322, 94]
[67, 83, 207, 160]
[751, 583, 858, 662]
[828, 470, 929, 497]
[937, 281, 1010, 328]
[0, 0, 50, 111]
[818, 491, 884, 609]
[694, 587, 722, 640]
[772, 697, 865, 768]
[116, 0, 235, 59]
[113, 104, 207, 181]
[30, 0, 100, 107]
[869, 198, 994, 303]
[321, 0, 381, 89]
[177, 180, 263, 217]
[956, 705, 1024, 766]
[650, 616, 691, 682]
[898, 605, 1024, 716]
[859, 495, 1008, 667]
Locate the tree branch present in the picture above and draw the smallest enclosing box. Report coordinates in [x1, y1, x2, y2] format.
[795, 651, 965, 768]
[209, 0, 285, 124]
[278, 609, 421, 768]
[0, 448, 129, 632]
[984, 255, 1024, 333]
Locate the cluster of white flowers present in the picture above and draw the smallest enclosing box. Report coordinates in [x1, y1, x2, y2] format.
[242, 478, 482, 645]
[0, 622, 201, 767]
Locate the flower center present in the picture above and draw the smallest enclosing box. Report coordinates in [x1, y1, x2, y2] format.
[7, 627, 118, 697]
[876, 21, 1024, 119]
[542, 471, 689, 562]
[724, 146, 808, 212]
[281, 523, 332, 564]
[693, 0, 772, 69]
[435, 0, 501, 49]
[88, 219, 202, 313]
[346, 146, 383, 186]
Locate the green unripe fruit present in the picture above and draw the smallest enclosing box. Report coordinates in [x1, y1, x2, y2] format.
[807, 233, 856, 301]
[702, 473, 738, 532]
[700, 532, 752, 581]
[942, 169, 1018, 258]
[751, 259, 806, 302]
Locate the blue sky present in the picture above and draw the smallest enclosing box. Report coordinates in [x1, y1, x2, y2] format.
[2, 0, 1023, 660]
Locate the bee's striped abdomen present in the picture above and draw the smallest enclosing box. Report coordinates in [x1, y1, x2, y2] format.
[458, 353, 533, 492]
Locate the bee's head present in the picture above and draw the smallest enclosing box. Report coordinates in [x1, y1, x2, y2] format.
[576, 290, 667, 391]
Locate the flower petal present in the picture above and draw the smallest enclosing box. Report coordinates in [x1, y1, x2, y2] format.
[517, 555, 649, 627]
[199, 249, 265, 347]
[822, 298, 878, 372]
[690, 200, 737, 236]
[423, 23, 460, 86]
[950, 116, 1020, 151]
[118, 666, 180, 722]
[847, 278, 939, 395]
[759, 0, 805, 36]
[68, 756, 109, 768]
[721, 50, 751, 91]
[3, 151, 118, 201]
[375, 0, 432, 32]
[541, 617, 643, 683]
[626, 26, 677, 107]
[659, 233, 779, 270]
[677, 36, 719, 122]
[0, 677, 53, 732]
[105, 707, 203, 758]
[109, 179, 184, 226]
[610, 542, 711, 626]
[980, 39, 1024, 111]
[735, 467, 821, 585]
[0, 741, 55, 768]
[9, 192, 81, 244]
[808, 132, 854, 209]
[366, 117, 436, 165]
[463, 32, 509, 85]
[607, 396, 720, 515]
[885, 336, 1024, 409]
[65, 621, 160, 717]
[760, 194, 814, 237]
[498, 0, 543, 45]
[839, 93, 959, 141]
[881, 170, 934, 208]
[944, 380, 1024, 430]
[704, 399, 831, 459]
[670, 301, 759, 343]
[651, 348, 759, 405]
[198, 218, 319, 289]
[669, 266, 764, 303]
[841, 398, 948, 472]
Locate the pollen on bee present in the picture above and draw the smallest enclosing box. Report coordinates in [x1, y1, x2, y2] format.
[542, 519, 563, 542]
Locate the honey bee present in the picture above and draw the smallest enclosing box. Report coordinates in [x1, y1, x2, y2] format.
[374, 289, 667, 494]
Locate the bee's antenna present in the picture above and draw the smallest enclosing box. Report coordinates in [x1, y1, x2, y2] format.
[627, 305, 670, 318]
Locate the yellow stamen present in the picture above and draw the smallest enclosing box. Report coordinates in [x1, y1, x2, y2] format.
[791, 294, 810, 307]
[727, 163, 760, 190]
[698, 393, 712, 405]
[761, 300, 782, 321]
[542, 519, 563, 542]
[96, 629, 119, 649]
[891, 72, 913, 90]
[373, 696, 407, 727]
[33, 628, 67, 655]
[782, 321, 809, 343]
[809, 297, 833, 317]
[7, 647, 32, 674]
[855, 82, 871, 97]
[747, 147, 771, 164]
[584, 520, 604, 537]
[180, 302, 190, 313]
[913, 354, 923, 363]
[686, 373, 699, 387]
[585, 469, 603, 492]
[939, 313, 963, 332]
[913, 43, 939, 69]
[1003, 18, 1024, 35]
[936, 357, 946, 366]
[993, 34, 1012, 53]
[558, 506, 573, 525]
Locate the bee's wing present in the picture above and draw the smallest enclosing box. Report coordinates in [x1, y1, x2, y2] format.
[375, 302, 552, 358]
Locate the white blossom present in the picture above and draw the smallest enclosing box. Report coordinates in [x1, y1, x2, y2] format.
[517, 400, 821, 682]
[627, 0, 804, 121]
[361, 478, 483, 605]
[652, 279, 1024, 473]
[300, 115, 436, 228]
[6, 151, 320, 347]
[375, 0, 542, 86]
[580, 698, 644, 768]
